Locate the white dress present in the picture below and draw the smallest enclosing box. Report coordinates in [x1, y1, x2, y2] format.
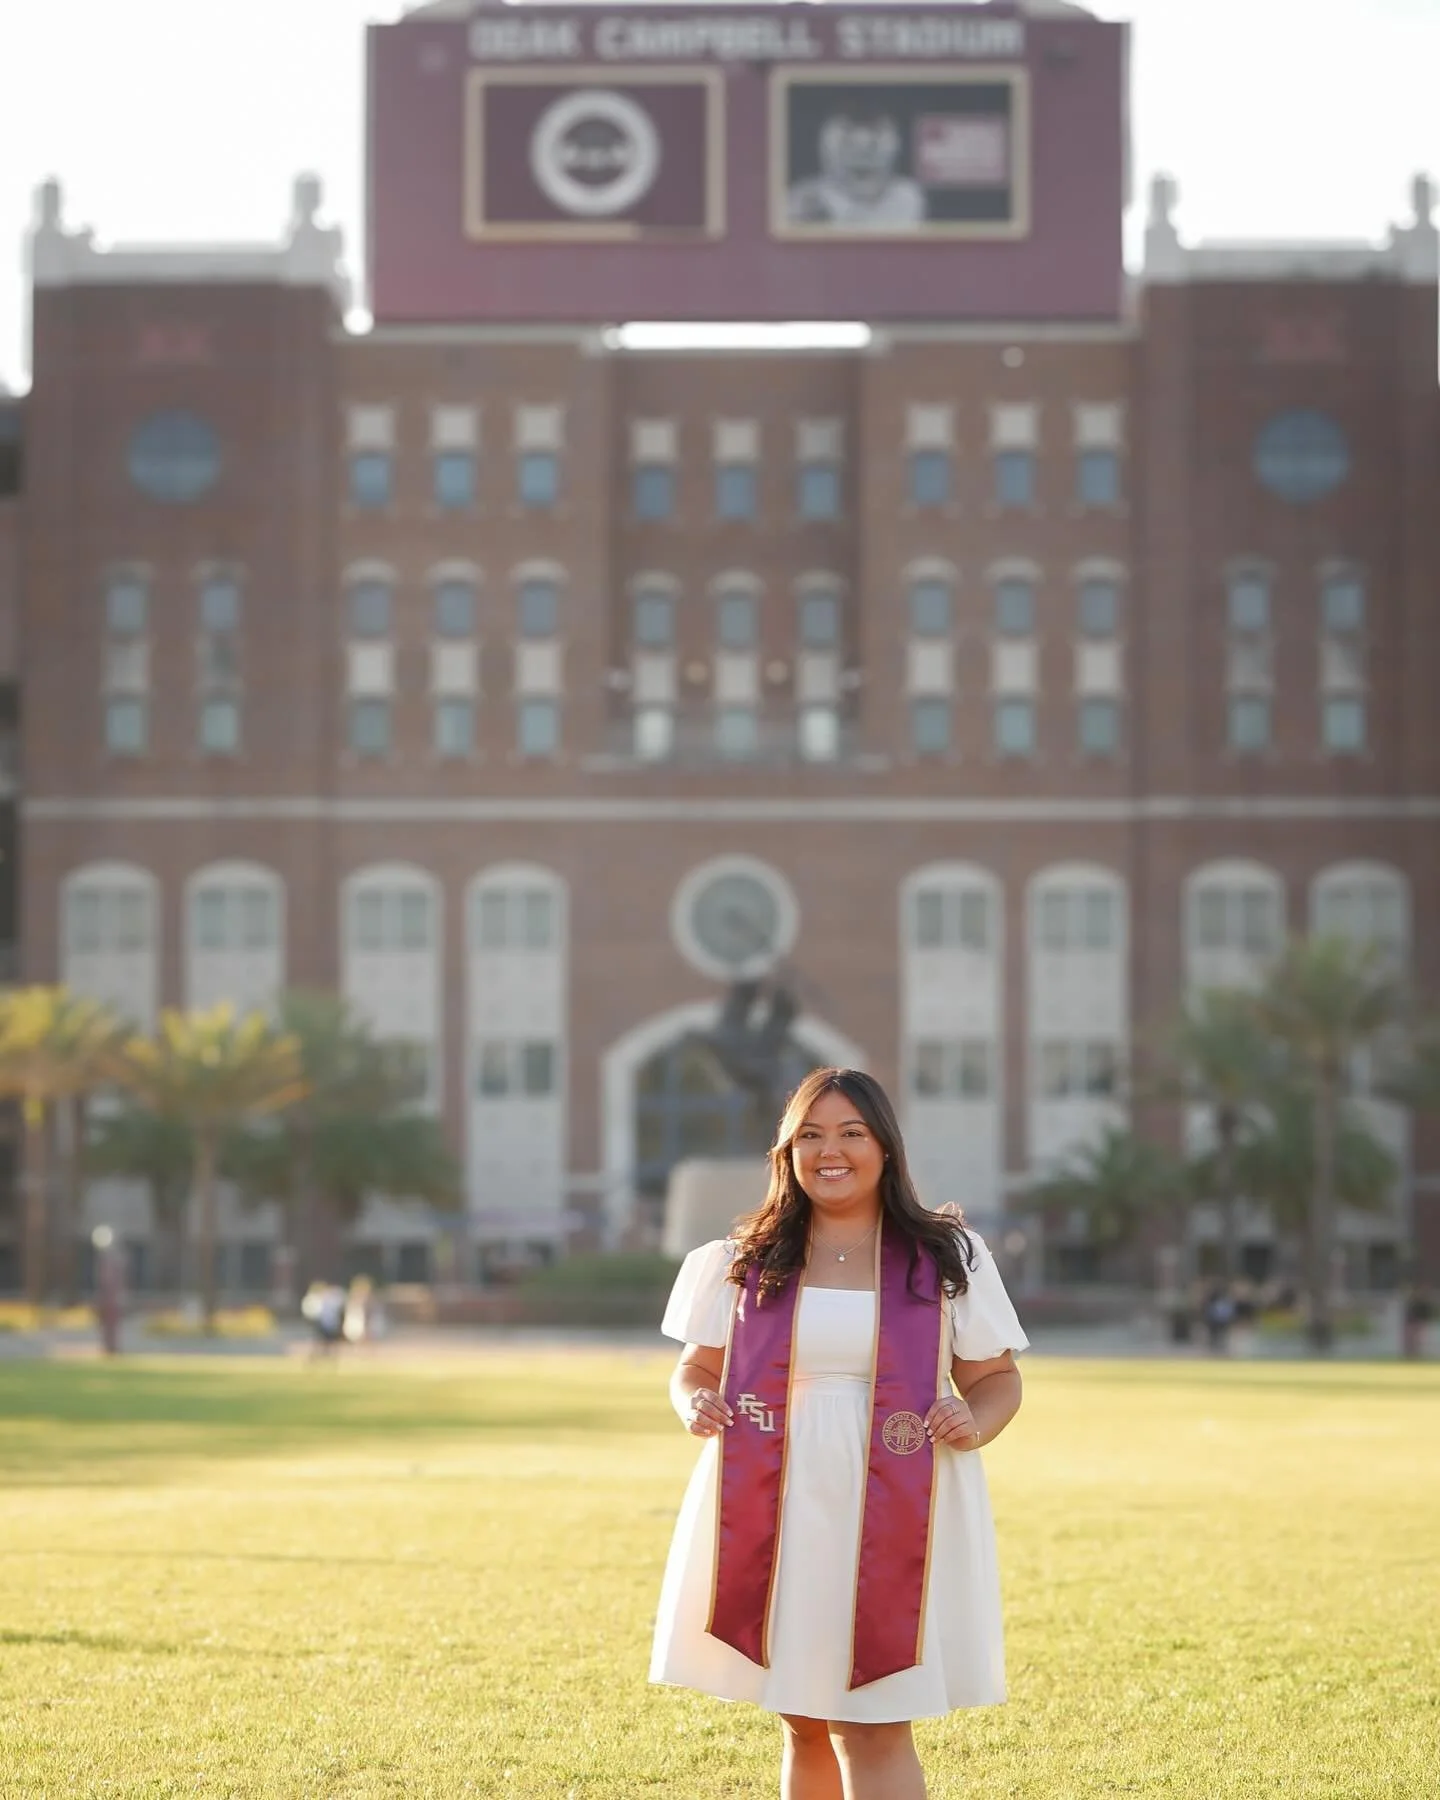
[649, 1232, 1029, 1723]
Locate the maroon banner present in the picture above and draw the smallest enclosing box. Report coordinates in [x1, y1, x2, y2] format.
[851, 1221, 946, 1688]
[709, 1219, 946, 1687]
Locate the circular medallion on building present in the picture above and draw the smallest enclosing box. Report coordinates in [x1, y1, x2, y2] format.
[672, 856, 799, 982]
[528, 89, 661, 218]
[127, 410, 222, 503]
[1253, 409, 1351, 505]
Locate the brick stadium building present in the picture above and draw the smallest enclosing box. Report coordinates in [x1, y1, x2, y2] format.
[0, 0, 1437, 1293]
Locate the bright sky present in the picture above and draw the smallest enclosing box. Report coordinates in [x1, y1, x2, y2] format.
[1, 0, 1437, 390]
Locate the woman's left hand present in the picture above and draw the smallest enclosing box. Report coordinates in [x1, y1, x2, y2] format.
[925, 1395, 981, 1450]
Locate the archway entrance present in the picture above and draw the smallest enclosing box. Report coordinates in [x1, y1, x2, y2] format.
[633, 1034, 821, 1211]
[600, 1000, 868, 1245]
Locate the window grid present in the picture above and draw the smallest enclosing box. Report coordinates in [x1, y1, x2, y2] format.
[909, 578, 952, 638]
[908, 449, 951, 510]
[632, 464, 675, 521]
[911, 1039, 993, 1100]
[518, 697, 560, 757]
[633, 589, 675, 648]
[434, 697, 475, 758]
[193, 886, 276, 953]
[1037, 888, 1118, 952]
[66, 886, 150, 954]
[352, 887, 432, 952]
[715, 463, 757, 520]
[994, 450, 1035, 509]
[799, 591, 840, 648]
[349, 452, 392, 510]
[1036, 1040, 1121, 1099]
[911, 697, 951, 757]
[1192, 885, 1280, 956]
[434, 451, 476, 511]
[475, 1039, 557, 1098]
[912, 888, 990, 952]
[1077, 449, 1121, 508]
[518, 450, 559, 509]
[797, 462, 841, 521]
[473, 886, 556, 952]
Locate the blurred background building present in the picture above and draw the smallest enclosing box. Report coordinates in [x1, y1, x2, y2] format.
[0, 0, 1436, 1292]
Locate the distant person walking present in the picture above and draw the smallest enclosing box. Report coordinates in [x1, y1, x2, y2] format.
[301, 1280, 346, 1360]
[1402, 1287, 1433, 1360]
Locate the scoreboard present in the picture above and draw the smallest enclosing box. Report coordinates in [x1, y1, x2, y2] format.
[367, 4, 1127, 323]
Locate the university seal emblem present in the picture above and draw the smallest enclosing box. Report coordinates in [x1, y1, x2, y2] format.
[528, 89, 661, 219]
[881, 1410, 926, 1456]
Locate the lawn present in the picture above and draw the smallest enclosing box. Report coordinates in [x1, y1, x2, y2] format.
[0, 1350, 1436, 1798]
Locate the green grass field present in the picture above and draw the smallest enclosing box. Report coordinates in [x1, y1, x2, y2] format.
[1, 1351, 1437, 1799]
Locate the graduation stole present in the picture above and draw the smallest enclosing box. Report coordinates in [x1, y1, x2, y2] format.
[707, 1216, 949, 1690]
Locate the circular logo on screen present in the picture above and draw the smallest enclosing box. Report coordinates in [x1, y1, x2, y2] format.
[882, 1412, 927, 1457]
[529, 89, 661, 218]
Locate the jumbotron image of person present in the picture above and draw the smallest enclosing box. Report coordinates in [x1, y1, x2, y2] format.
[786, 110, 927, 228]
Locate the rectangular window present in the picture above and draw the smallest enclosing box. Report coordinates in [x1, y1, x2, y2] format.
[915, 889, 991, 952]
[633, 589, 674, 648]
[478, 1041, 510, 1097]
[194, 890, 227, 951]
[1078, 579, 1120, 638]
[908, 449, 951, 509]
[797, 462, 841, 520]
[1077, 449, 1121, 507]
[715, 463, 757, 520]
[199, 577, 240, 635]
[106, 577, 148, 637]
[1083, 890, 1116, 950]
[634, 707, 674, 761]
[1322, 575, 1365, 634]
[349, 697, 390, 757]
[717, 590, 757, 649]
[398, 891, 430, 950]
[434, 697, 474, 757]
[240, 889, 274, 951]
[799, 591, 839, 648]
[349, 581, 392, 638]
[433, 450, 476, 511]
[349, 452, 392, 510]
[909, 579, 951, 638]
[199, 697, 240, 754]
[518, 450, 559, 509]
[105, 697, 147, 755]
[716, 707, 759, 761]
[518, 697, 559, 757]
[994, 450, 1035, 509]
[518, 578, 559, 640]
[521, 1041, 555, 1097]
[521, 890, 555, 950]
[1240, 889, 1278, 954]
[632, 464, 675, 520]
[1323, 696, 1366, 754]
[798, 705, 839, 763]
[911, 698, 951, 756]
[475, 891, 508, 950]
[911, 1040, 992, 1100]
[995, 698, 1035, 757]
[994, 579, 1035, 638]
[1079, 697, 1120, 756]
[433, 581, 475, 639]
[1228, 574, 1270, 634]
[1229, 695, 1271, 753]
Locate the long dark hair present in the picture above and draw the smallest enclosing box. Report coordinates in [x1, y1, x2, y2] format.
[729, 1067, 975, 1302]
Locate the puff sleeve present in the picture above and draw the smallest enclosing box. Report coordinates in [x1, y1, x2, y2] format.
[660, 1239, 738, 1347]
[950, 1232, 1030, 1361]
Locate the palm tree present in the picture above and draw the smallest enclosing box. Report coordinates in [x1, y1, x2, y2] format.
[1166, 989, 1279, 1280]
[1223, 1084, 1397, 1243]
[1016, 1126, 1186, 1277]
[0, 987, 131, 1303]
[222, 992, 458, 1288]
[1253, 936, 1409, 1350]
[116, 1005, 309, 1328]
[85, 1107, 197, 1293]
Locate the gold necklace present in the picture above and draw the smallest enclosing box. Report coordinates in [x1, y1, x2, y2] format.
[811, 1219, 879, 1264]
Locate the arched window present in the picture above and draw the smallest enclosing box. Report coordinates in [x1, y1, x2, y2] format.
[341, 864, 442, 1109]
[61, 862, 160, 1029]
[467, 865, 569, 1230]
[900, 864, 1004, 1224]
[1184, 860, 1285, 993]
[185, 862, 283, 1014]
[1027, 864, 1128, 1172]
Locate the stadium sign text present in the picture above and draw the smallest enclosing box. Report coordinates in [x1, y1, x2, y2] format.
[468, 13, 1027, 63]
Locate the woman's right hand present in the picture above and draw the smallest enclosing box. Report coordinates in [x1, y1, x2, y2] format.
[685, 1386, 733, 1437]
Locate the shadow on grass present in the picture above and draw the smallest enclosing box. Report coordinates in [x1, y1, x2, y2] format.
[0, 1360, 672, 1487]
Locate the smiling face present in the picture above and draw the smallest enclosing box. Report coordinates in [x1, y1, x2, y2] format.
[789, 1085, 886, 1222]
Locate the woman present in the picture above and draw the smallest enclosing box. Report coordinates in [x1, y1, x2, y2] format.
[650, 1067, 1027, 1800]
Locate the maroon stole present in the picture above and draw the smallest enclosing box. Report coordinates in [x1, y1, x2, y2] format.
[707, 1218, 948, 1690]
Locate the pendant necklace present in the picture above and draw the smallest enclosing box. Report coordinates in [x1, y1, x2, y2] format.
[813, 1220, 879, 1263]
